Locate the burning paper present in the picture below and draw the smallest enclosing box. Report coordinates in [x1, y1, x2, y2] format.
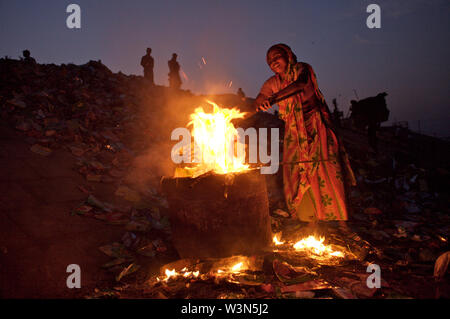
[273, 235, 285, 246]
[174, 100, 249, 177]
[157, 268, 200, 282]
[293, 236, 344, 258]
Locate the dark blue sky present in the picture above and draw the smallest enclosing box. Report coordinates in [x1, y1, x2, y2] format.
[1, 0, 449, 136]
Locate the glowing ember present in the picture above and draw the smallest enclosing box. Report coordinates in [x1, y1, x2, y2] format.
[273, 235, 284, 246]
[175, 100, 249, 177]
[438, 235, 447, 242]
[156, 258, 252, 284]
[164, 269, 178, 281]
[293, 236, 344, 258]
[231, 262, 243, 273]
[158, 268, 200, 282]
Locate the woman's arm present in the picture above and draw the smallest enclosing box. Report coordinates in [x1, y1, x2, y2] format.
[254, 77, 276, 111]
[269, 64, 310, 105]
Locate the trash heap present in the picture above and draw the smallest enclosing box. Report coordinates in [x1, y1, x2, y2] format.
[0, 57, 178, 282]
[91, 121, 450, 299]
[1, 57, 449, 299]
[1, 58, 144, 157]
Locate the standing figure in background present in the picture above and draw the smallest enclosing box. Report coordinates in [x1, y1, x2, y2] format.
[168, 53, 182, 89]
[332, 98, 343, 128]
[254, 43, 356, 227]
[141, 48, 154, 85]
[22, 50, 36, 65]
[237, 88, 246, 100]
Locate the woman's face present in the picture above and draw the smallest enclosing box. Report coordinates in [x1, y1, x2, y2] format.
[267, 50, 288, 75]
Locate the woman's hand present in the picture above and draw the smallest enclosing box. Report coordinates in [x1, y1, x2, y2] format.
[254, 93, 275, 112]
[257, 99, 272, 111]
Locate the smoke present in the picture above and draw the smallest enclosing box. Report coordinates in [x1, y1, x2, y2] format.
[122, 83, 207, 191]
[122, 81, 256, 192]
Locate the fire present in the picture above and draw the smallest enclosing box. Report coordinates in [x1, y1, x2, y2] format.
[293, 236, 344, 258]
[273, 235, 284, 246]
[163, 269, 178, 281]
[175, 100, 249, 177]
[216, 261, 246, 276]
[231, 262, 243, 273]
[155, 257, 253, 284]
[157, 268, 200, 282]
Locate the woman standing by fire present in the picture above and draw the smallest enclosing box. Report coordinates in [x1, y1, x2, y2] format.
[255, 44, 356, 225]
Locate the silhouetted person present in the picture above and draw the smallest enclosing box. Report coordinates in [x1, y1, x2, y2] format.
[350, 93, 389, 154]
[332, 98, 343, 128]
[141, 48, 154, 85]
[237, 88, 246, 100]
[168, 53, 181, 89]
[22, 50, 36, 65]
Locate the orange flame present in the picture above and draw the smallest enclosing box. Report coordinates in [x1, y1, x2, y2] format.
[231, 262, 243, 273]
[176, 100, 249, 177]
[273, 235, 284, 246]
[157, 268, 200, 282]
[293, 236, 344, 258]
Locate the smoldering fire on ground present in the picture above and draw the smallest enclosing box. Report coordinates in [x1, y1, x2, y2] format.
[0, 57, 449, 299]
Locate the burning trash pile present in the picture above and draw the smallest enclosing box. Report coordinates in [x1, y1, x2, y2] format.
[161, 100, 273, 259]
[122, 234, 380, 299]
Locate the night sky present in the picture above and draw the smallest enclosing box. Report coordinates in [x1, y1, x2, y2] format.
[1, 0, 449, 137]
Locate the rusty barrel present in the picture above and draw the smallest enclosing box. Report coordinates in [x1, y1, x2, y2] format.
[161, 169, 272, 259]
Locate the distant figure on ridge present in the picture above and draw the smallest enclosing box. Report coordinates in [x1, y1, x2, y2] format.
[22, 50, 36, 65]
[168, 53, 182, 89]
[332, 98, 343, 128]
[141, 48, 154, 85]
[237, 88, 246, 100]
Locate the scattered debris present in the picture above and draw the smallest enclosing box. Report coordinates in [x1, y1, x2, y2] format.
[2, 57, 449, 299]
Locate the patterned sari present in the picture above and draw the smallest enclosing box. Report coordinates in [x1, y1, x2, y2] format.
[259, 62, 356, 221]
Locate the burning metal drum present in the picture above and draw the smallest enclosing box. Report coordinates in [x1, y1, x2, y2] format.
[161, 169, 272, 259]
